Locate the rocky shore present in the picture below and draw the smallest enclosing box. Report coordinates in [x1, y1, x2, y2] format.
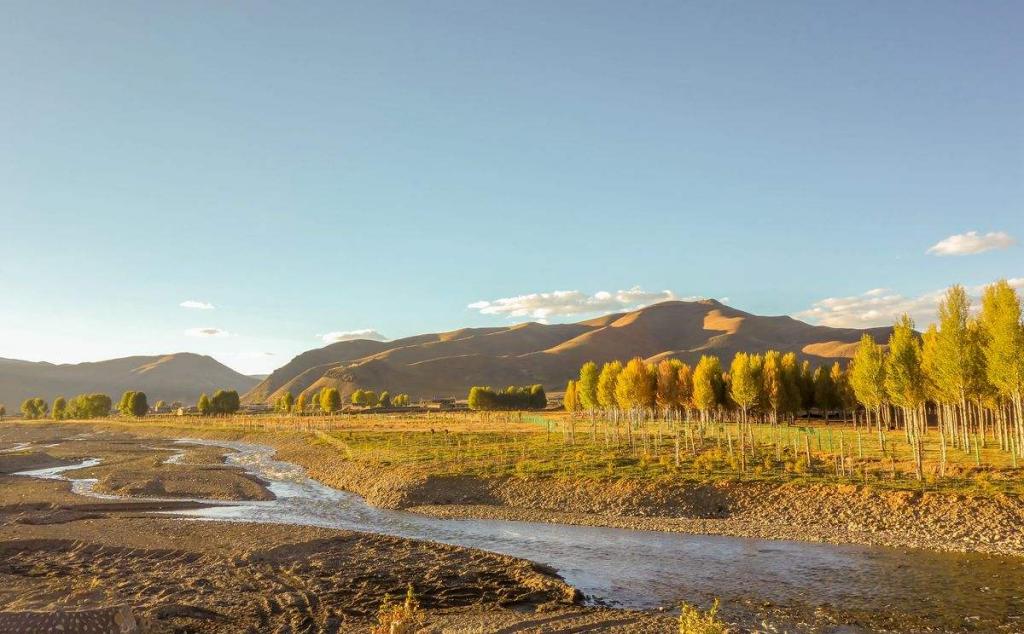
[269, 433, 1024, 558]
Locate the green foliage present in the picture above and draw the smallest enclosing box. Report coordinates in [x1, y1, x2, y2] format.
[319, 388, 342, 413]
[294, 391, 309, 415]
[729, 352, 760, 417]
[392, 393, 411, 407]
[850, 334, 886, 411]
[197, 393, 212, 416]
[578, 361, 600, 410]
[596, 361, 623, 409]
[209, 390, 240, 415]
[979, 280, 1024, 404]
[128, 391, 148, 417]
[693, 355, 723, 416]
[884, 315, 925, 409]
[52, 396, 67, 420]
[66, 393, 112, 419]
[813, 365, 836, 413]
[20, 397, 48, 420]
[379, 391, 392, 408]
[678, 598, 727, 634]
[118, 391, 147, 417]
[467, 384, 546, 410]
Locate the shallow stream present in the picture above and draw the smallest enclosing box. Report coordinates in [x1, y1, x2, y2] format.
[17, 439, 1024, 631]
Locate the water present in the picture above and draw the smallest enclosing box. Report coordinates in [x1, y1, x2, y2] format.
[16, 439, 1024, 630]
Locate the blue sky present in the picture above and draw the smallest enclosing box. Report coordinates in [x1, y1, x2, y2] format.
[1, 1, 1021, 374]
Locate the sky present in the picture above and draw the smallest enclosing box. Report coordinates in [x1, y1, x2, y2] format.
[1, 1, 1021, 375]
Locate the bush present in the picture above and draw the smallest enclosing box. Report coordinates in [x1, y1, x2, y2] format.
[678, 598, 727, 634]
[371, 584, 424, 634]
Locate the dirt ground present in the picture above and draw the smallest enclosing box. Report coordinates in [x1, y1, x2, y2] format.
[0, 424, 677, 633]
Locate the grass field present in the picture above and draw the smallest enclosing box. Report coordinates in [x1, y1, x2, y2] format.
[43, 409, 1024, 497]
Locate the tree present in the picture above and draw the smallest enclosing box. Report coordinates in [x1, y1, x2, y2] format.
[799, 360, 816, 416]
[813, 366, 836, 422]
[392, 394, 410, 407]
[831, 361, 856, 421]
[979, 280, 1024, 448]
[197, 393, 212, 416]
[564, 379, 580, 412]
[0, 404, 5, 421]
[320, 388, 342, 414]
[692, 355, 723, 423]
[364, 390, 379, 408]
[210, 390, 240, 415]
[850, 334, 887, 430]
[761, 350, 784, 424]
[351, 389, 366, 406]
[379, 391, 392, 408]
[282, 391, 294, 413]
[128, 391, 148, 417]
[21, 397, 48, 420]
[933, 285, 986, 419]
[676, 363, 694, 414]
[295, 392, 309, 415]
[118, 391, 137, 416]
[596, 361, 623, 411]
[779, 352, 802, 423]
[884, 314, 927, 479]
[615, 358, 655, 411]
[655, 359, 681, 413]
[52, 396, 67, 420]
[529, 384, 547, 409]
[154, 400, 167, 412]
[66, 394, 111, 419]
[730, 353, 760, 423]
[577, 362, 600, 411]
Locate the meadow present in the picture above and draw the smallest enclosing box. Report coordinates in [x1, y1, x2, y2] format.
[92, 409, 1024, 497]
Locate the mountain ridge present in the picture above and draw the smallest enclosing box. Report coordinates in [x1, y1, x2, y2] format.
[0, 352, 258, 408]
[244, 300, 892, 405]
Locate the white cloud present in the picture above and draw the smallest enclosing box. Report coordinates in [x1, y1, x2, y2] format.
[319, 329, 388, 344]
[927, 231, 1016, 256]
[795, 278, 1024, 328]
[180, 300, 215, 310]
[468, 287, 687, 319]
[184, 327, 231, 337]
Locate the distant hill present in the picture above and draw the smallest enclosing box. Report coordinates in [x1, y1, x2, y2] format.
[0, 353, 259, 408]
[245, 300, 892, 405]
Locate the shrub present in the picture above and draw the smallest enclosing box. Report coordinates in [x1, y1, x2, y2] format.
[678, 598, 727, 634]
[371, 584, 424, 634]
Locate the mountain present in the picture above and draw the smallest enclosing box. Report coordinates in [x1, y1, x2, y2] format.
[245, 300, 892, 405]
[0, 353, 259, 408]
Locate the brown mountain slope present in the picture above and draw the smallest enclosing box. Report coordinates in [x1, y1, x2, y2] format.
[0, 353, 258, 408]
[247, 300, 893, 405]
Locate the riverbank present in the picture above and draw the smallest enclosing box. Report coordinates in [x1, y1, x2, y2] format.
[10, 419, 1024, 558]
[0, 426, 676, 633]
[276, 429, 1024, 558]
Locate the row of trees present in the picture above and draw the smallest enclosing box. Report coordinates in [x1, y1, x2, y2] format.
[273, 389, 413, 415]
[21, 393, 116, 420]
[561, 281, 1024, 479]
[467, 385, 547, 411]
[197, 390, 241, 416]
[563, 353, 837, 424]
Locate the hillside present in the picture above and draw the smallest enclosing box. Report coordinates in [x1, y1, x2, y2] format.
[0, 353, 259, 408]
[245, 300, 892, 405]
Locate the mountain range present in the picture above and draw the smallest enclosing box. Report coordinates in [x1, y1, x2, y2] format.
[244, 300, 891, 405]
[0, 300, 893, 409]
[0, 353, 258, 409]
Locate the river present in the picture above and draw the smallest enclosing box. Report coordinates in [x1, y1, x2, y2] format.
[17, 438, 1024, 631]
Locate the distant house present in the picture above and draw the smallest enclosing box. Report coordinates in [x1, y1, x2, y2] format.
[422, 397, 464, 411]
